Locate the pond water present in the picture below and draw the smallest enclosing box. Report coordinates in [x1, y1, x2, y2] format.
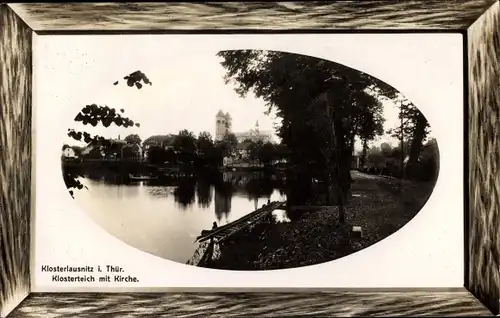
[72, 171, 287, 263]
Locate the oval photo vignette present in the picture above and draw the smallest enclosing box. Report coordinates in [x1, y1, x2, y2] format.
[60, 50, 440, 271]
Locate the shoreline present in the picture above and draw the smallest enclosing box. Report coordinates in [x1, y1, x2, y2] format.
[199, 173, 435, 271]
[61, 159, 284, 173]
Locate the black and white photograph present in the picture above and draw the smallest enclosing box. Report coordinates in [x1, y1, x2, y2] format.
[48, 35, 441, 271]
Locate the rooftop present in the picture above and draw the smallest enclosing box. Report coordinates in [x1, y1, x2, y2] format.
[143, 134, 176, 146]
[234, 130, 273, 137]
[109, 139, 127, 144]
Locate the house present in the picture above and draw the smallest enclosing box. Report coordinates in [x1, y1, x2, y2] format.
[62, 146, 77, 159]
[223, 140, 263, 168]
[143, 135, 176, 150]
[100, 139, 126, 159]
[235, 140, 253, 160]
[222, 140, 252, 166]
[81, 139, 124, 158]
[233, 124, 273, 144]
[80, 137, 142, 160]
[142, 135, 176, 160]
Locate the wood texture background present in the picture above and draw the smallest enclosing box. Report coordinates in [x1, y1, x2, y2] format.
[2, 0, 500, 316]
[0, 4, 32, 318]
[467, 1, 500, 315]
[8, 291, 493, 317]
[8, 1, 498, 32]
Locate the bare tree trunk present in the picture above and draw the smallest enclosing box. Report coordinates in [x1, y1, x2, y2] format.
[333, 120, 346, 223]
[324, 93, 352, 223]
[323, 103, 341, 213]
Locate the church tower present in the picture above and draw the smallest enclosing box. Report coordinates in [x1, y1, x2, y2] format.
[215, 110, 232, 141]
[225, 112, 232, 132]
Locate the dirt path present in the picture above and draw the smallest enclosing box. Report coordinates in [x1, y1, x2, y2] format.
[347, 171, 434, 248]
[351, 170, 389, 180]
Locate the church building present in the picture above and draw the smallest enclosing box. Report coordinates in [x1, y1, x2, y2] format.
[215, 110, 273, 143]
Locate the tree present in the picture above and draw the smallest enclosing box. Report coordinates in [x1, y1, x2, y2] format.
[387, 96, 430, 178]
[122, 145, 138, 159]
[63, 70, 150, 197]
[125, 134, 141, 145]
[225, 133, 238, 152]
[418, 138, 439, 181]
[216, 133, 238, 158]
[366, 146, 385, 169]
[85, 147, 103, 159]
[246, 139, 261, 162]
[380, 142, 392, 156]
[196, 131, 214, 156]
[273, 143, 289, 163]
[165, 148, 177, 164]
[71, 146, 84, 157]
[174, 129, 197, 164]
[217, 50, 396, 221]
[253, 141, 276, 167]
[258, 142, 276, 166]
[355, 93, 385, 167]
[196, 131, 217, 167]
[147, 146, 168, 164]
[174, 129, 197, 152]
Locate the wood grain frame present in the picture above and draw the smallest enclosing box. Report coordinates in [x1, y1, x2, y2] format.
[0, 1, 498, 317]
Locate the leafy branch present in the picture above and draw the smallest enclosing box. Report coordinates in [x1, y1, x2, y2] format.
[113, 70, 152, 89]
[63, 70, 151, 198]
[73, 104, 140, 128]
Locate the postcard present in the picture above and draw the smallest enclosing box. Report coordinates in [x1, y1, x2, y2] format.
[2, 2, 499, 317]
[32, 33, 463, 290]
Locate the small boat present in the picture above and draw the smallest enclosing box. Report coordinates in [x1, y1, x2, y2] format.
[128, 174, 158, 181]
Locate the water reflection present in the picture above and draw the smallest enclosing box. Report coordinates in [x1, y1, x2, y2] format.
[196, 179, 212, 208]
[214, 189, 232, 223]
[123, 171, 287, 219]
[70, 169, 287, 263]
[173, 178, 197, 209]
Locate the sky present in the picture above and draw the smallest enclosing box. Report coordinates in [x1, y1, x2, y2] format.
[36, 35, 418, 152]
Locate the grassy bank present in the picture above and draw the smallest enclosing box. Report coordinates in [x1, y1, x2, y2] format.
[203, 172, 435, 270]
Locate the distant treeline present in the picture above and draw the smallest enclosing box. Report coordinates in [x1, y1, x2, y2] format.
[360, 138, 439, 181]
[63, 130, 289, 169]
